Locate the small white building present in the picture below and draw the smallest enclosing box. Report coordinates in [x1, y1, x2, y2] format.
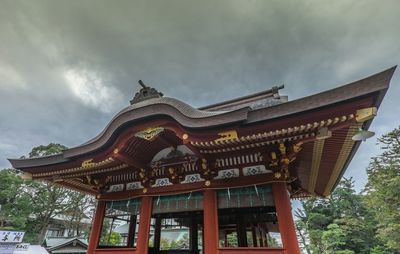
[14, 245, 48, 254]
[44, 237, 87, 254]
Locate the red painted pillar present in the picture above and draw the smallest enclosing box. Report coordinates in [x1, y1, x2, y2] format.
[203, 189, 219, 254]
[87, 200, 106, 254]
[273, 182, 301, 254]
[136, 196, 153, 254]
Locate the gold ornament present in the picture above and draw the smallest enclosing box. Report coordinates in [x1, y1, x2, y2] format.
[215, 130, 238, 142]
[281, 158, 290, 165]
[82, 159, 94, 168]
[135, 127, 164, 141]
[356, 107, 377, 122]
[293, 142, 303, 153]
[279, 143, 286, 155]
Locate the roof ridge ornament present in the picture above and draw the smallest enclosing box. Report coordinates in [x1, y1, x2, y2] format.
[130, 80, 164, 104]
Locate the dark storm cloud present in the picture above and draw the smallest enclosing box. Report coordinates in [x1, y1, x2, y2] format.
[0, 0, 399, 189]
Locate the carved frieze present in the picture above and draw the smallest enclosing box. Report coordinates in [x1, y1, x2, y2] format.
[181, 173, 205, 184]
[126, 181, 144, 190]
[243, 165, 271, 176]
[214, 168, 240, 179]
[152, 178, 173, 187]
[107, 184, 124, 192]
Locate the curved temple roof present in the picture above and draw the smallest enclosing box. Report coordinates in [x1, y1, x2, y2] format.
[8, 66, 396, 197]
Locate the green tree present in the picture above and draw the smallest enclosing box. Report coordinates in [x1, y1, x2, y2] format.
[2, 143, 95, 244]
[364, 127, 400, 253]
[176, 232, 189, 249]
[61, 193, 95, 238]
[296, 178, 377, 253]
[99, 230, 122, 246]
[267, 234, 280, 247]
[20, 144, 72, 243]
[160, 238, 172, 250]
[28, 143, 67, 158]
[296, 197, 335, 253]
[20, 143, 95, 244]
[321, 223, 351, 253]
[24, 180, 75, 243]
[296, 219, 312, 254]
[0, 169, 31, 230]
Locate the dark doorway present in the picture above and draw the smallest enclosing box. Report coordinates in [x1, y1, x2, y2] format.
[148, 211, 203, 254]
[218, 206, 282, 248]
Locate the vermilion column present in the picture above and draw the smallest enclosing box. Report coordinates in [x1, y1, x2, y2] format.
[203, 189, 219, 254]
[273, 182, 301, 254]
[87, 200, 106, 254]
[136, 196, 153, 254]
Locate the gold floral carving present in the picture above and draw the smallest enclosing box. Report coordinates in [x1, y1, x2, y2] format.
[215, 130, 238, 142]
[82, 159, 94, 168]
[80, 157, 114, 169]
[135, 127, 164, 141]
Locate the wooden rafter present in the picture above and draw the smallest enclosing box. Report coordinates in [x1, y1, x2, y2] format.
[323, 124, 361, 196]
[308, 139, 325, 194]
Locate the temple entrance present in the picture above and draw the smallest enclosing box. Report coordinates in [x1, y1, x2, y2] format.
[148, 192, 204, 254]
[216, 185, 282, 248]
[148, 211, 203, 254]
[218, 206, 281, 247]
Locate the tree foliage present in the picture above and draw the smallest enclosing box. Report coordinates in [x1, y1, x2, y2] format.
[103, 232, 122, 245]
[364, 127, 400, 252]
[27, 143, 67, 158]
[0, 143, 95, 244]
[160, 233, 189, 250]
[60, 192, 95, 238]
[296, 178, 378, 253]
[0, 169, 31, 230]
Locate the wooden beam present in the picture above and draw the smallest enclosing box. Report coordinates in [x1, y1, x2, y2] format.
[203, 189, 219, 254]
[99, 173, 280, 200]
[87, 200, 105, 253]
[154, 217, 161, 251]
[237, 215, 248, 247]
[156, 135, 175, 148]
[307, 139, 325, 194]
[160, 131, 204, 158]
[190, 216, 199, 252]
[272, 182, 301, 254]
[184, 142, 203, 158]
[323, 124, 360, 196]
[136, 196, 153, 254]
[112, 151, 147, 170]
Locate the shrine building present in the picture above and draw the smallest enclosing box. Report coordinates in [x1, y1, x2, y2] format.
[9, 67, 396, 254]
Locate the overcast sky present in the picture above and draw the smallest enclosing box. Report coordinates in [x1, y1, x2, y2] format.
[0, 0, 399, 191]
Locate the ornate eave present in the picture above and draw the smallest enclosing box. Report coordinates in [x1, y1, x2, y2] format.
[8, 67, 396, 197]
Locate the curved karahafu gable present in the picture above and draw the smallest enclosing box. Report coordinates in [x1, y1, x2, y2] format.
[8, 67, 396, 197]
